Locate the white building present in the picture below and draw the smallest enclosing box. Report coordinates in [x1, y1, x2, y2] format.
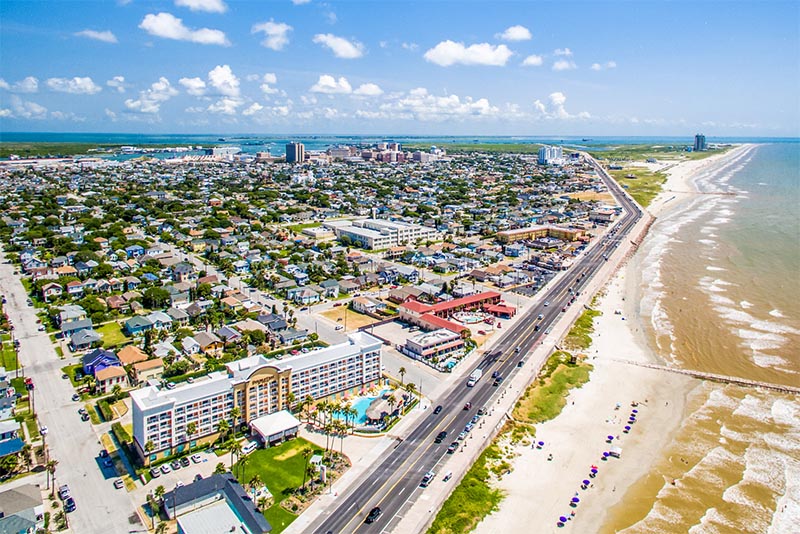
[403, 328, 465, 362]
[324, 219, 441, 249]
[538, 145, 564, 165]
[131, 333, 382, 462]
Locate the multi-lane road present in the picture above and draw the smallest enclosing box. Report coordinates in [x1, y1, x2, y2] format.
[306, 156, 643, 534]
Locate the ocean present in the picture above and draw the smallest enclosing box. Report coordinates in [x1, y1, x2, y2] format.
[603, 143, 800, 534]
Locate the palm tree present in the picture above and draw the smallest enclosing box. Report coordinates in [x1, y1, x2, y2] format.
[229, 440, 242, 471]
[301, 448, 313, 492]
[216, 420, 230, 442]
[249, 473, 262, 493]
[155, 522, 168, 534]
[20, 444, 32, 473]
[285, 391, 296, 412]
[238, 453, 250, 481]
[303, 395, 315, 422]
[387, 396, 397, 421]
[186, 422, 197, 452]
[45, 459, 58, 490]
[257, 496, 269, 511]
[348, 405, 358, 429]
[230, 407, 241, 439]
[336, 420, 347, 456]
[404, 383, 417, 413]
[214, 462, 227, 474]
[111, 384, 123, 402]
[398, 366, 407, 386]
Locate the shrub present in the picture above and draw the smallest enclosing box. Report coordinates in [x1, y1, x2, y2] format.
[111, 422, 131, 444]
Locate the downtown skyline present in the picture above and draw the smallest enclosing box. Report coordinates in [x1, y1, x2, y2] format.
[1, 0, 798, 136]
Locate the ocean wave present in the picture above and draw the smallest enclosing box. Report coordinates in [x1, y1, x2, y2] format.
[740, 300, 754, 309]
[688, 506, 743, 534]
[771, 398, 800, 428]
[769, 309, 786, 318]
[706, 266, 726, 272]
[752, 352, 790, 368]
[698, 238, 717, 246]
[732, 394, 774, 421]
[768, 455, 800, 534]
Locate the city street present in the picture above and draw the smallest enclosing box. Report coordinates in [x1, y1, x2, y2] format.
[0, 246, 143, 534]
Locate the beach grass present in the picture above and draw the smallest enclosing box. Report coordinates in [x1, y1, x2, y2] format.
[513, 351, 593, 425]
[427, 444, 505, 534]
[564, 308, 602, 351]
[609, 167, 667, 208]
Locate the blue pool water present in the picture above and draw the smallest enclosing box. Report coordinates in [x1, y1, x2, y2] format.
[337, 390, 389, 425]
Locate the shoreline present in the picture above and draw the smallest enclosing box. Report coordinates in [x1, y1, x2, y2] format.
[472, 146, 752, 534]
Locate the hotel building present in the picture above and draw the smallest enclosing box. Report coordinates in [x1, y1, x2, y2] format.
[324, 218, 441, 249]
[402, 328, 465, 363]
[285, 142, 305, 163]
[131, 333, 382, 463]
[495, 225, 585, 244]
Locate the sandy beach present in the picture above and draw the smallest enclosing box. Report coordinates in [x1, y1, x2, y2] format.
[473, 147, 753, 534]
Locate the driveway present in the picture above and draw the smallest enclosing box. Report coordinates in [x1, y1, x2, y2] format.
[0, 246, 144, 534]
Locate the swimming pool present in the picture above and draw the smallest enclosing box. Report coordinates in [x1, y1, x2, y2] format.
[337, 390, 389, 425]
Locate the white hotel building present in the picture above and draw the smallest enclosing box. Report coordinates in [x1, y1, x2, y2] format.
[131, 333, 382, 463]
[324, 219, 441, 249]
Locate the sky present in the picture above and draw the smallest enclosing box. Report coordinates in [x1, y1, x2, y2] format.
[0, 0, 798, 136]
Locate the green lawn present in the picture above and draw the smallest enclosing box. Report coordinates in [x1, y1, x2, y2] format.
[287, 222, 321, 234]
[609, 167, 667, 208]
[96, 322, 127, 348]
[235, 438, 322, 534]
[1, 342, 19, 371]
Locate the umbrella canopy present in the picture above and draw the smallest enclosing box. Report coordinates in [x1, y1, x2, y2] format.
[607, 435, 614, 440]
[583, 479, 590, 485]
[538, 441, 545, 446]
[603, 452, 610, 457]
[559, 516, 568, 522]
[624, 425, 631, 430]
[572, 497, 580, 503]
[591, 468, 598, 473]
[632, 409, 638, 413]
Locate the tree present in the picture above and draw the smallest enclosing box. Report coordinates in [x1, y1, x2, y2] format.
[301, 448, 313, 492]
[237, 453, 250, 482]
[229, 407, 241, 439]
[229, 440, 242, 471]
[214, 462, 227, 475]
[404, 383, 417, 413]
[398, 366, 407, 386]
[285, 391, 296, 411]
[155, 522, 168, 534]
[249, 473, 263, 493]
[0, 454, 19, 477]
[111, 384, 123, 402]
[387, 396, 397, 420]
[186, 422, 197, 451]
[45, 459, 58, 490]
[143, 287, 170, 309]
[216, 420, 230, 442]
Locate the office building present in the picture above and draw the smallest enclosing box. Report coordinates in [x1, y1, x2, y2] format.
[324, 219, 442, 249]
[131, 333, 382, 463]
[694, 134, 707, 152]
[285, 142, 305, 163]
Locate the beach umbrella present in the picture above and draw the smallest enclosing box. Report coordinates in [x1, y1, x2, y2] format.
[624, 425, 631, 430]
[572, 497, 580, 503]
[632, 409, 638, 413]
[538, 441, 544, 446]
[607, 435, 614, 442]
[591, 468, 598, 473]
[560, 516, 568, 523]
[583, 479, 590, 485]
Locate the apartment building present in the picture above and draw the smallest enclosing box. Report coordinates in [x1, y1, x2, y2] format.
[324, 219, 441, 249]
[402, 328, 465, 363]
[131, 333, 382, 463]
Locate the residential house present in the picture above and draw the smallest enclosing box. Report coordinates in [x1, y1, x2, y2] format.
[152, 340, 180, 360]
[147, 311, 173, 330]
[166, 307, 190, 327]
[279, 328, 308, 345]
[58, 305, 87, 325]
[172, 262, 197, 284]
[216, 325, 242, 344]
[41, 282, 63, 302]
[319, 279, 340, 298]
[60, 318, 93, 339]
[96, 365, 128, 393]
[181, 336, 201, 355]
[117, 345, 149, 366]
[352, 296, 386, 316]
[69, 329, 102, 351]
[193, 331, 223, 356]
[0, 420, 24, 460]
[81, 348, 121, 376]
[65, 280, 84, 298]
[287, 287, 320, 306]
[132, 358, 164, 385]
[0, 484, 45, 534]
[124, 316, 154, 336]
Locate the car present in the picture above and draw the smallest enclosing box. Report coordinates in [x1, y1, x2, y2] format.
[544, 301, 550, 307]
[517, 360, 525, 368]
[443, 471, 453, 482]
[71, 393, 80, 401]
[160, 464, 171, 474]
[113, 478, 124, 489]
[471, 415, 480, 424]
[333, 302, 342, 307]
[447, 442, 459, 454]
[81, 413, 90, 421]
[78, 408, 87, 415]
[170, 460, 182, 470]
[463, 402, 472, 411]
[433, 405, 443, 415]
[300, 307, 309, 311]
[457, 431, 467, 441]
[103, 458, 113, 468]
[191, 453, 202, 463]
[62, 373, 69, 379]
[434, 431, 447, 443]
[38, 426, 47, 436]
[537, 314, 543, 320]
[477, 330, 486, 336]
[491, 371, 499, 379]
[464, 423, 475, 433]
[194, 473, 204, 482]
[515, 346, 521, 353]
[100, 449, 109, 458]
[64, 497, 76, 512]
[186, 377, 195, 383]
[365, 506, 382, 524]
[562, 307, 567, 312]
[420, 470, 435, 488]
[37, 325, 45, 331]
[58, 484, 70, 500]
[165, 382, 177, 390]
[242, 440, 259, 455]
[181, 457, 191, 467]
[150, 467, 161, 478]
[335, 325, 344, 330]
[478, 406, 487, 416]
[534, 324, 540, 331]
[545, 328, 552, 334]
[493, 377, 504, 386]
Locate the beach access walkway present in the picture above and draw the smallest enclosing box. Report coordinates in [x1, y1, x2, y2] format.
[609, 358, 800, 395]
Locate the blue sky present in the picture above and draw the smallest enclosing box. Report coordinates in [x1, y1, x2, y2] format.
[0, 0, 798, 136]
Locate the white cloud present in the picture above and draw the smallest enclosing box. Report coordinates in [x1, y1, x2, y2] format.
[124, 77, 179, 114]
[208, 65, 240, 97]
[424, 40, 513, 67]
[175, 0, 227, 13]
[554, 48, 573, 56]
[401, 42, 419, 51]
[105, 108, 117, 121]
[139, 12, 229, 46]
[242, 103, 264, 116]
[0, 109, 11, 118]
[591, 61, 617, 71]
[497, 25, 532, 41]
[0, 76, 39, 93]
[179, 77, 206, 96]
[252, 20, 292, 51]
[74, 30, 118, 43]
[9, 95, 47, 119]
[50, 110, 85, 122]
[312, 33, 364, 59]
[207, 97, 243, 115]
[353, 83, 383, 97]
[258, 73, 278, 94]
[46, 77, 102, 95]
[310, 74, 352, 94]
[368, 87, 500, 122]
[532, 91, 590, 120]
[106, 76, 126, 93]
[522, 54, 543, 67]
[292, 0, 311, 4]
[553, 59, 577, 71]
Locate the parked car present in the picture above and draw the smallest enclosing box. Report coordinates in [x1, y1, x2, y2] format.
[433, 405, 443, 415]
[365, 506, 382, 524]
[443, 471, 453, 482]
[100, 449, 108, 458]
[420, 470, 435, 488]
[150, 467, 161, 478]
[191, 454, 202, 464]
[160, 464, 171, 474]
[71, 393, 80, 401]
[458, 431, 467, 441]
[58, 484, 70, 500]
[194, 473, 203, 482]
[447, 442, 459, 454]
[64, 497, 76, 512]
[113, 479, 124, 489]
[170, 460, 182, 470]
[180, 457, 191, 467]
[81, 412, 90, 422]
